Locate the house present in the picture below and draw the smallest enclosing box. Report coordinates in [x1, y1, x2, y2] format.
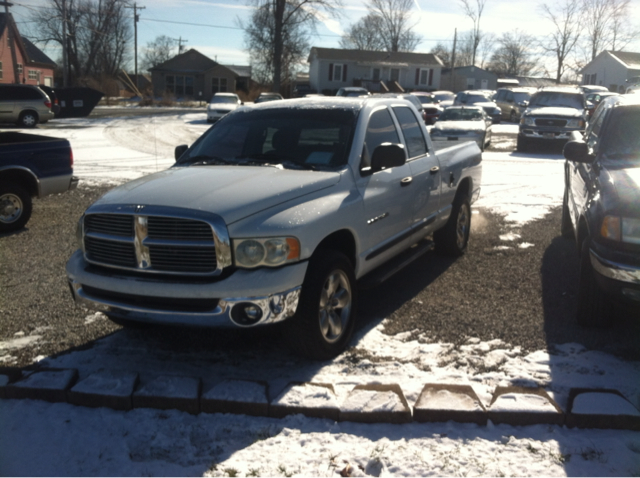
[0, 13, 56, 87]
[440, 66, 497, 92]
[581, 51, 640, 93]
[308, 47, 443, 94]
[150, 49, 251, 101]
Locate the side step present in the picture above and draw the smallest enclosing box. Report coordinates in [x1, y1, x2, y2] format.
[358, 239, 435, 290]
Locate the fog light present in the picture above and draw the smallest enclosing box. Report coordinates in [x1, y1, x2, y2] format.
[231, 302, 263, 326]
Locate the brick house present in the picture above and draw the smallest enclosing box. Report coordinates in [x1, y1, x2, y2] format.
[0, 12, 56, 87]
[150, 48, 251, 101]
[307, 47, 443, 94]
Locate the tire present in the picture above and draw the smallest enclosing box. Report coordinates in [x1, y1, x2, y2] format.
[576, 238, 610, 327]
[434, 194, 471, 257]
[516, 135, 529, 153]
[0, 182, 33, 233]
[561, 190, 573, 239]
[284, 250, 357, 360]
[17, 110, 38, 128]
[510, 110, 518, 123]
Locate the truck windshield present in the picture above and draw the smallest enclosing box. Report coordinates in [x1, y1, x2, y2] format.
[529, 92, 584, 109]
[601, 109, 640, 160]
[180, 107, 358, 170]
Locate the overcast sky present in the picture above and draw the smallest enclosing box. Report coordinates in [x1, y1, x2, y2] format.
[10, 0, 640, 74]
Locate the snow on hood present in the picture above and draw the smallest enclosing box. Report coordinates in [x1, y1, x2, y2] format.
[432, 121, 486, 133]
[525, 106, 583, 118]
[90, 166, 341, 225]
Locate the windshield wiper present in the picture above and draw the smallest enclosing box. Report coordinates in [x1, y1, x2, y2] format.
[181, 154, 233, 166]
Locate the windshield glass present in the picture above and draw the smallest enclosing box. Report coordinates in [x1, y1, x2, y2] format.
[210, 96, 239, 104]
[529, 92, 584, 109]
[180, 107, 358, 170]
[601, 108, 640, 160]
[461, 93, 491, 104]
[438, 108, 484, 121]
[415, 95, 436, 104]
[513, 92, 531, 103]
[434, 92, 454, 102]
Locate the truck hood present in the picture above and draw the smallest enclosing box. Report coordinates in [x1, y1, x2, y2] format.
[525, 106, 583, 118]
[91, 166, 341, 225]
[432, 121, 486, 133]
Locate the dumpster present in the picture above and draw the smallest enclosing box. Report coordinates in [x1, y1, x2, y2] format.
[54, 87, 104, 118]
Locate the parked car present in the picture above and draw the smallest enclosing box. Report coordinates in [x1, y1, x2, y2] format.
[494, 87, 535, 123]
[561, 94, 640, 326]
[585, 91, 619, 118]
[66, 96, 482, 360]
[207, 92, 243, 123]
[254, 92, 284, 104]
[430, 106, 492, 151]
[376, 93, 428, 123]
[431, 90, 455, 108]
[453, 90, 501, 124]
[580, 85, 609, 95]
[0, 84, 55, 127]
[37, 85, 61, 116]
[411, 92, 443, 124]
[336, 87, 370, 97]
[0, 132, 77, 232]
[517, 86, 586, 152]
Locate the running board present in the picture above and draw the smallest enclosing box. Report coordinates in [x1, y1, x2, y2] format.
[358, 240, 435, 290]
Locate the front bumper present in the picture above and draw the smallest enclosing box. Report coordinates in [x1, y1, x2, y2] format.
[66, 250, 307, 327]
[518, 128, 583, 142]
[590, 249, 640, 304]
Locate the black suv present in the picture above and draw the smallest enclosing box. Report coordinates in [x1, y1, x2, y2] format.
[562, 94, 640, 326]
[518, 86, 586, 152]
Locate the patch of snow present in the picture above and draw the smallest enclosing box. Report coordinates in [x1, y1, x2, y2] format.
[500, 232, 521, 241]
[342, 389, 406, 413]
[273, 383, 337, 408]
[415, 388, 484, 411]
[519, 242, 535, 248]
[490, 393, 557, 413]
[572, 392, 640, 416]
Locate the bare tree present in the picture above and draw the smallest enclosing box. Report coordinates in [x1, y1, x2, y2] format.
[367, 0, 421, 52]
[28, 0, 132, 83]
[340, 14, 386, 51]
[243, 0, 342, 93]
[459, 0, 487, 66]
[539, 0, 583, 83]
[486, 30, 540, 77]
[141, 36, 178, 73]
[582, 0, 639, 58]
[430, 42, 452, 67]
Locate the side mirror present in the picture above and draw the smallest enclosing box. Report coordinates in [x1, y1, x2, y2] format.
[563, 139, 593, 163]
[175, 144, 189, 160]
[371, 143, 406, 172]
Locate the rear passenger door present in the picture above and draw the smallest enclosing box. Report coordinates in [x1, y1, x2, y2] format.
[392, 106, 441, 232]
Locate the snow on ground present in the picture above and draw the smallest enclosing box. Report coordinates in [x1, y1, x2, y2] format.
[1, 114, 639, 476]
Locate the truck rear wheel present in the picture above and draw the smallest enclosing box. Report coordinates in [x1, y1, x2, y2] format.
[434, 194, 471, 257]
[284, 250, 357, 360]
[0, 182, 33, 233]
[576, 239, 610, 327]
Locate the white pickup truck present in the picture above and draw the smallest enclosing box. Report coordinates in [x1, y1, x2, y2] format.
[66, 97, 482, 359]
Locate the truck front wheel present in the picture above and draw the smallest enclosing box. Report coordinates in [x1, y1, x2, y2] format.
[0, 182, 33, 233]
[576, 238, 610, 327]
[434, 194, 471, 257]
[284, 250, 357, 360]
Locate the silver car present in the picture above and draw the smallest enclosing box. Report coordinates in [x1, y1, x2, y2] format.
[430, 106, 492, 151]
[0, 84, 55, 127]
[207, 92, 243, 123]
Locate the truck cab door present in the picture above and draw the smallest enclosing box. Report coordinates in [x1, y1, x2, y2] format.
[355, 107, 416, 266]
[391, 106, 441, 233]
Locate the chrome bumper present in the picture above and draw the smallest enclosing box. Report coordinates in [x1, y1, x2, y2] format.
[590, 250, 640, 285]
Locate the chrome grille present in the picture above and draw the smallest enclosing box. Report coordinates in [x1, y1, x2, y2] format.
[148, 217, 213, 241]
[149, 245, 217, 272]
[85, 214, 133, 237]
[85, 236, 136, 267]
[535, 118, 567, 127]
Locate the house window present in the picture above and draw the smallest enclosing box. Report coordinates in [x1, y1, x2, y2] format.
[175, 76, 184, 96]
[372, 68, 380, 81]
[212, 77, 228, 93]
[166, 75, 175, 93]
[17, 63, 22, 75]
[28, 70, 38, 80]
[333, 64, 343, 81]
[0, 61, 3, 80]
[165, 75, 195, 96]
[418, 69, 433, 86]
[390, 68, 400, 82]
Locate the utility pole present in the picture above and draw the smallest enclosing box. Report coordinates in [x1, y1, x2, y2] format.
[171, 37, 187, 54]
[125, 3, 145, 91]
[62, 0, 68, 86]
[0, 1, 20, 84]
[450, 28, 457, 91]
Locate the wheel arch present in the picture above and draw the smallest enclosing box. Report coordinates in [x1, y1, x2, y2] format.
[0, 167, 39, 197]
[455, 176, 472, 201]
[314, 229, 357, 269]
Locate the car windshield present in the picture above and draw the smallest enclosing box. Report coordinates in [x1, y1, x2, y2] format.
[434, 92, 454, 102]
[439, 109, 484, 121]
[415, 95, 437, 104]
[255, 95, 281, 103]
[601, 108, 640, 160]
[513, 92, 531, 103]
[178, 107, 358, 170]
[210, 96, 238, 104]
[529, 92, 584, 109]
[459, 93, 491, 104]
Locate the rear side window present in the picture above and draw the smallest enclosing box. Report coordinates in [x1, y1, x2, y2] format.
[362, 108, 401, 168]
[1, 86, 42, 101]
[393, 106, 427, 158]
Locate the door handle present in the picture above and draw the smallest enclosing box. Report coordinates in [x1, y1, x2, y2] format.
[430, 166, 440, 174]
[401, 176, 413, 186]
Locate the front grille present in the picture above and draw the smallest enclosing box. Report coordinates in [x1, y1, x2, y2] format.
[82, 285, 219, 312]
[534, 118, 567, 127]
[83, 213, 219, 275]
[85, 214, 133, 237]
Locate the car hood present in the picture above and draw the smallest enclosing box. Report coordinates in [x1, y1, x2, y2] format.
[601, 163, 640, 212]
[525, 106, 583, 118]
[432, 121, 485, 133]
[90, 166, 341, 225]
[208, 104, 238, 111]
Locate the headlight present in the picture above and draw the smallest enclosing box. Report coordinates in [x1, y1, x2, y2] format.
[76, 215, 85, 252]
[567, 118, 585, 128]
[520, 116, 535, 126]
[233, 237, 301, 268]
[601, 216, 640, 244]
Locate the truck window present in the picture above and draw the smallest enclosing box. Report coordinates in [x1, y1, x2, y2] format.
[392, 106, 427, 158]
[362, 108, 401, 169]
